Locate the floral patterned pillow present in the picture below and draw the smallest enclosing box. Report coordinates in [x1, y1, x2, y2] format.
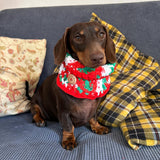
[0, 37, 46, 116]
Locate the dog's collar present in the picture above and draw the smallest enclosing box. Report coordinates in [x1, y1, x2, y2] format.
[56, 53, 116, 99]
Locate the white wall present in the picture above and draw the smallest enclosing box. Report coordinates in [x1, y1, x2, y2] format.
[0, 0, 159, 10]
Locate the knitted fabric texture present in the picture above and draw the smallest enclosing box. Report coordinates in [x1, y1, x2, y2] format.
[57, 53, 116, 99]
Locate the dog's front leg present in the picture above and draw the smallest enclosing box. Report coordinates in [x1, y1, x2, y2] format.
[59, 112, 77, 150]
[89, 117, 110, 135]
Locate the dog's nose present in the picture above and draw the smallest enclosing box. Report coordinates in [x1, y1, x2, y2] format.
[90, 53, 104, 64]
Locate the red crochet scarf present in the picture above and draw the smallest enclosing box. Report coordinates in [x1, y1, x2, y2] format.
[57, 53, 116, 100]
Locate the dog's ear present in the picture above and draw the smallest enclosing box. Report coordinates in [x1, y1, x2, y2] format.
[104, 27, 116, 63]
[54, 28, 70, 65]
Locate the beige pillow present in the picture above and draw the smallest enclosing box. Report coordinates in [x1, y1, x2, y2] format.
[0, 37, 46, 116]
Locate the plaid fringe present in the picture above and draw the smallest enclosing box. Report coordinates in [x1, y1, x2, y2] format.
[90, 13, 160, 150]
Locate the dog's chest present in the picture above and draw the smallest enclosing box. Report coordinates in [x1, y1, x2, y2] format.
[70, 99, 99, 126]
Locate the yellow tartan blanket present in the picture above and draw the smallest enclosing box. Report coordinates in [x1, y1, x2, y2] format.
[91, 13, 160, 150]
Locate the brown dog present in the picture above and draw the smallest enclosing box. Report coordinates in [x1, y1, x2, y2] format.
[31, 21, 116, 150]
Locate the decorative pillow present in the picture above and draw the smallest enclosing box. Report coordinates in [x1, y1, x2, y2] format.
[0, 37, 46, 116]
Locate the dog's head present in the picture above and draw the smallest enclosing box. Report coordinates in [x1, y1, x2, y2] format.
[54, 21, 116, 68]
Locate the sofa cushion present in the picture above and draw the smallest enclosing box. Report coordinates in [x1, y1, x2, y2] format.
[0, 37, 46, 116]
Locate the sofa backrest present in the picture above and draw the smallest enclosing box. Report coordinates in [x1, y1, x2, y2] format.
[0, 2, 160, 88]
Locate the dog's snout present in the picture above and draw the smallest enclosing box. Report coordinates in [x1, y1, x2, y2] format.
[90, 53, 104, 64]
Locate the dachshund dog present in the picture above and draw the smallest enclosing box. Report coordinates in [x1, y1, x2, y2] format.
[31, 21, 116, 150]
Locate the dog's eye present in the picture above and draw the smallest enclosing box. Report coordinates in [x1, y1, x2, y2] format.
[99, 32, 105, 38]
[74, 34, 82, 41]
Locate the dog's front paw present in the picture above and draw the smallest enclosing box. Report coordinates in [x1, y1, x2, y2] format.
[89, 118, 111, 135]
[91, 125, 110, 135]
[62, 137, 77, 150]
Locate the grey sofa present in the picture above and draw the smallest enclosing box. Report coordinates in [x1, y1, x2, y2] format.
[0, 2, 160, 160]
